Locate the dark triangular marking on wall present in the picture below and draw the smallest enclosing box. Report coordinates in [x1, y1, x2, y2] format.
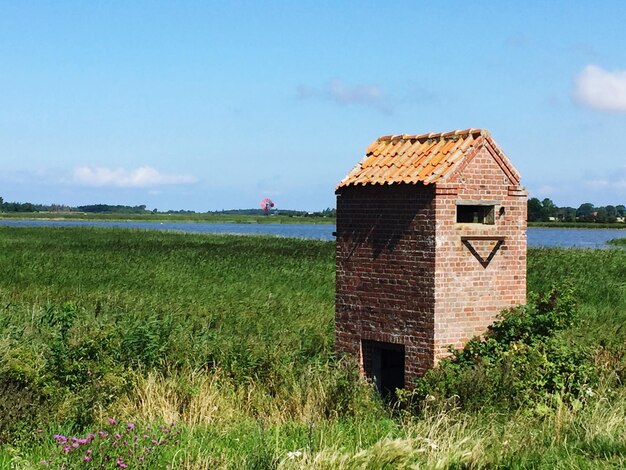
[462, 238, 504, 268]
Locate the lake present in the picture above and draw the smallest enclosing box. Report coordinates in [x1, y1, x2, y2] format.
[0, 219, 624, 248]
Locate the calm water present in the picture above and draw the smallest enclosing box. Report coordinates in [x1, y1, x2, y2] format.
[0, 219, 625, 248]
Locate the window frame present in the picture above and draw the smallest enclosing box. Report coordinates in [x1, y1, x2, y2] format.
[455, 200, 499, 225]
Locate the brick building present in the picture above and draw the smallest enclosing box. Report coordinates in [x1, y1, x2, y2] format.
[335, 129, 527, 395]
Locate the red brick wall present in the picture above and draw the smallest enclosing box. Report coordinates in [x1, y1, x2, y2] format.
[433, 145, 527, 359]
[335, 184, 437, 378]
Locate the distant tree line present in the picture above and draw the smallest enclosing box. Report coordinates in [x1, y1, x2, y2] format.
[0, 198, 153, 214]
[528, 198, 626, 223]
[0, 197, 337, 217]
[75, 204, 151, 214]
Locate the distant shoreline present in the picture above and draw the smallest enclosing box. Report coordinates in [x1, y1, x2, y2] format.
[2, 213, 626, 229]
[0, 212, 335, 225]
[528, 221, 626, 230]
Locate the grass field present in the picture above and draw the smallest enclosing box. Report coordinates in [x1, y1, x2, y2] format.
[1, 227, 625, 468]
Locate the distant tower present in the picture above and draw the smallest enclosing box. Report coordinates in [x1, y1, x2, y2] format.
[334, 129, 527, 396]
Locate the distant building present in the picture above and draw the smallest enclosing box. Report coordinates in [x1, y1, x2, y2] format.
[335, 129, 527, 395]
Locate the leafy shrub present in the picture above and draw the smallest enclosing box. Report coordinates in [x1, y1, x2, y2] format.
[42, 303, 130, 427]
[413, 285, 598, 411]
[0, 370, 52, 444]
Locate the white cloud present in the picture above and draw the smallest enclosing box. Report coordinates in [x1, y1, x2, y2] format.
[573, 65, 626, 111]
[297, 79, 389, 112]
[71, 165, 198, 188]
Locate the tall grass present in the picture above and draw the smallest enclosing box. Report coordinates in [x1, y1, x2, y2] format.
[1, 227, 626, 467]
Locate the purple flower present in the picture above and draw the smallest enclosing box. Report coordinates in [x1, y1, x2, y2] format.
[115, 433, 121, 440]
[53, 434, 67, 443]
[84, 455, 91, 462]
[108, 418, 117, 425]
[127, 423, 136, 430]
[116, 457, 128, 468]
[62, 445, 72, 453]
[72, 442, 79, 448]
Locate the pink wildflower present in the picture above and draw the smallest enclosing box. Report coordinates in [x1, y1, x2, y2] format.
[84, 455, 91, 462]
[108, 418, 117, 425]
[127, 423, 136, 430]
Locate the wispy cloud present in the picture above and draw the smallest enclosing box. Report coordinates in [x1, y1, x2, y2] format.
[573, 65, 626, 111]
[326, 79, 384, 106]
[584, 165, 626, 194]
[505, 32, 528, 48]
[297, 79, 389, 112]
[71, 166, 198, 188]
[586, 178, 626, 190]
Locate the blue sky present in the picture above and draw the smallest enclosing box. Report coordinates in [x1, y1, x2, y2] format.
[1, 1, 626, 211]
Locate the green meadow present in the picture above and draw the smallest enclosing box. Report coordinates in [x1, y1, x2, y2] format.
[1, 227, 626, 468]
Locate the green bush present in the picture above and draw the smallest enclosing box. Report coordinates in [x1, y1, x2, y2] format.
[0, 360, 53, 444]
[413, 286, 598, 411]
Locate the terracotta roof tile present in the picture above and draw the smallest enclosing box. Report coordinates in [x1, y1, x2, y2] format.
[337, 128, 520, 189]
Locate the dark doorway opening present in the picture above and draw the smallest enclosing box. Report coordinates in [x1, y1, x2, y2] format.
[362, 340, 405, 399]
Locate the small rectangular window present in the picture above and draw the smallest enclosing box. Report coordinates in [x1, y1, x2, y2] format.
[457, 205, 495, 224]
